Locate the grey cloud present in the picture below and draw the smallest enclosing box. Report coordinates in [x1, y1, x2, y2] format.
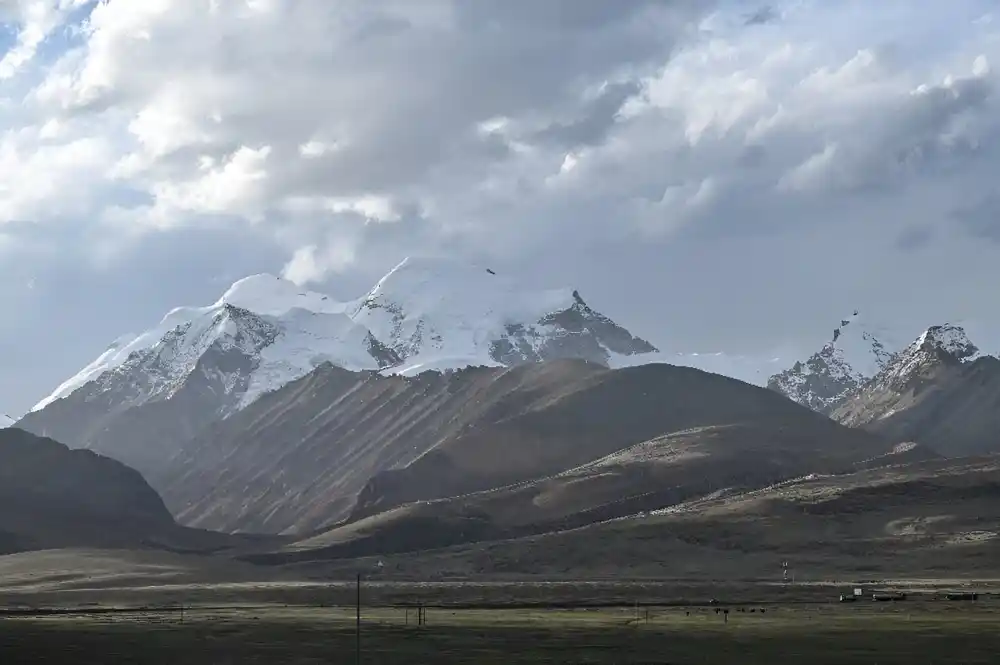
[952, 194, 1000, 241]
[737, 144, 768, 169]
[57, 1, 709, 205]
[671, 71, 1000, 243]
[307, 4, 693, 193]
[453, 0, 695, 31]
[745, 6, 778, 26]
[895, 224, 936, 250]
[351, 15, 413, 41]
[775, 73, 998, 199]
[530, 81, 643, 148]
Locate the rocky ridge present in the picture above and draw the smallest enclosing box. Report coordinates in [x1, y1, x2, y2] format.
[827, 323, 1000, 456]
[767, 312, 896, 411]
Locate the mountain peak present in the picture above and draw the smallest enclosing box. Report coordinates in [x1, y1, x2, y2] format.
[830, 323, 1000, 457]
[824, 311, 897, 377]
[30, 258, 659, 416]
[350, 255, 581, 364]
[867, 323, 980, 393]
[215, 273, 340, 316]
[767, 311, 899, 412]
[911, 324, 979, 361]
[770, 319, 983, 417]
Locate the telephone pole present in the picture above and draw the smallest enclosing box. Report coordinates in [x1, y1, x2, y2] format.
[356, 572, 361, 665]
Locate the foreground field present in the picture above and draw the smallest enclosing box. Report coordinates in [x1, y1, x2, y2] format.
[2, 599, 1000, 664]
[2, 551, 998, 663]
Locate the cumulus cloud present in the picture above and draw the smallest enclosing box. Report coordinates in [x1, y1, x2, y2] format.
[3, 0, 1000, 412]
[0, 0, 87, 78]
[4, 1, 712, 278]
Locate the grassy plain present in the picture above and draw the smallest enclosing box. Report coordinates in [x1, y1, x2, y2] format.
[2, 593, 1000, 664]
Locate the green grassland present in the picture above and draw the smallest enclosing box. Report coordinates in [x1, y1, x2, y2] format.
[2, 597, 1000, 664]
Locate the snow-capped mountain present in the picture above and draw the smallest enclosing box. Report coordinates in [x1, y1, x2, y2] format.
[829, 323, 1000, 456]
[858, 323, 980, 395]
[32, 274, 395, 416]
[31, 257, 658, 417]
[353, 257, 657, 375]
[767, 312, 900, 412]
[16, 257, 661, 481]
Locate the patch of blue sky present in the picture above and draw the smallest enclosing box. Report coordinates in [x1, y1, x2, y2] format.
[33, 0, 99, 65]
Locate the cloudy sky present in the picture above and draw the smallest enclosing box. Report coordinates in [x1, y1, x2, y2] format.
[1, 0, 1000, 415]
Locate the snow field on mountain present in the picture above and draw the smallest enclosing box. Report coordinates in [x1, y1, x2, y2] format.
[348, 257, 577, 361]
[35, 255, 997, 421]
[30, 257, 660, 414]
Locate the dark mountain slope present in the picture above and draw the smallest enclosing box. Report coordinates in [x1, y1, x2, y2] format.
[160, 360, 608, 534]
[262, 424, 934, 563]
[0, 428, 282, 556]
[291, 456, 1000, 580]
[163, 359, 897, 537]
[352, 362, 897, 519]
[0, 428, 173, 553]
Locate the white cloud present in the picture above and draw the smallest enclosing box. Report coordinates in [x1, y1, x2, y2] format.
[0, 0, 87, 79]
[14, 0, 707, 268]
[5, 1, 998, 260]
[0, 127, 114, 223]
[778, 143, 839, 192]
[144, 145, 272, 224]
[298, 140, 339, 159]
[282, 241, 357, 285]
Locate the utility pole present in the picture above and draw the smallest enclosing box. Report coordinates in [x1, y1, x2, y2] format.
[356, 559, 383, 665]
[356, 572, 361, 665]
